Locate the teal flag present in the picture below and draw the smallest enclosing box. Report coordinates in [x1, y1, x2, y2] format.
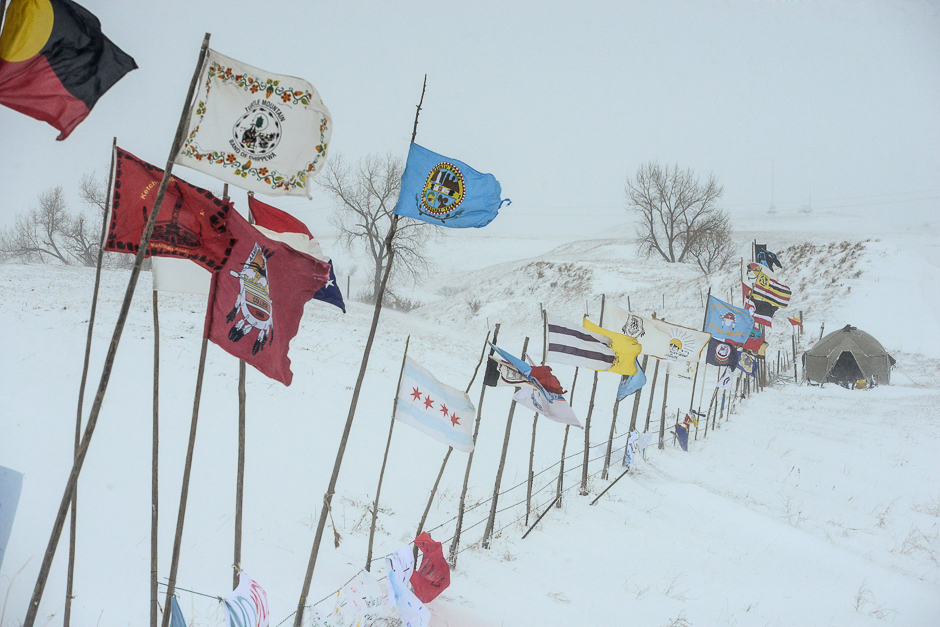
[393, 143, 508, 227]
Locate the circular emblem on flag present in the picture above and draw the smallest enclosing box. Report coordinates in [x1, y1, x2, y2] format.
[421, 163, 465, 215]
[715, 342, 732, 363]
[233, 105, 282, 157]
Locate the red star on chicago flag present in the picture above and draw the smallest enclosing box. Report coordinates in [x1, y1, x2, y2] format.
[450, 411, 461, 427]
[410, 387, 422, 401]
[423, 395, 435, 410]
[439, 403, 449, 416]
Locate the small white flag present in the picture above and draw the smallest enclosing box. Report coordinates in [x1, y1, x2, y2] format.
[512, 387, 581, 428]
[385, 547, 431, 627]
[397, 357, 475, 452]
[225, 572, 269, 627]
[176, 48, 331, 198]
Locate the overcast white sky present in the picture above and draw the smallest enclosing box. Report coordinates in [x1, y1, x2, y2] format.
[1, 0, 938, 240]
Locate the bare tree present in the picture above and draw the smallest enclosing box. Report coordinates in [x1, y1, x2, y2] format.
[626, 162, 724, 263]
[0, 186, 73, 264]
[685, 210, 736, 277]
[61, 173, 110, 267]
[319, 152, 435, 303]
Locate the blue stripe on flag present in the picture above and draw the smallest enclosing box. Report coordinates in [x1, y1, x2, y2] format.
[402, 362, 475, 413]
[395, 399, 474, 448]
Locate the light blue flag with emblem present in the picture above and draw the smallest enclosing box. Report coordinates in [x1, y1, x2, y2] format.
[616, 358, 646, 401]
[393, 143, 509, 227]
[704, 295, 755, 345]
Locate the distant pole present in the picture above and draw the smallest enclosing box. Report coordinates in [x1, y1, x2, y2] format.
[581, 296, 605, 495]
[346, 275, 351, 301]
[627, 295, 632, 312]
[644, 360, 660, 432]
[365, 336, 410, 571]
[819, 322, 824, 343]
[294, 75, 427, 627]
[483, 337, 529, 547]
[24, 35, 211, 627]
[602, 398, 621, 481]
[792, 333, 798, 384]
[527, 309, 547, 524]
[702, 388, 718, 439]
[64, 137, 116, 627]
[555, 368, 579, 508]
[448, 323, 500, 568]
[694, 364, 707, 440]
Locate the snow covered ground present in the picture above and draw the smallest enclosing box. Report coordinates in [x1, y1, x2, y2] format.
[2, 212, 940, 626]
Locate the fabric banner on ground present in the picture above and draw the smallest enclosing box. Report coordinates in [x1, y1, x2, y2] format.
[330, 569, 385, 627]
[396, 357, 475, 452]
[175, 48, 332, 197]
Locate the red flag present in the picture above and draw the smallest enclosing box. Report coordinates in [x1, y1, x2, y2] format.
[203, 210, 330, 385]
[105, 148, 236, 271]
[788, 316, 803, 329]
[410, 532, 451, 603]
[0, 0, 136, 140]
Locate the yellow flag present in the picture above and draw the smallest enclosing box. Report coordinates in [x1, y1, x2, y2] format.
[582, 318, 642, 376]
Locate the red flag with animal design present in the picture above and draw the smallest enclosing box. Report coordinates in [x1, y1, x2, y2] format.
[203, 210, 331, 385]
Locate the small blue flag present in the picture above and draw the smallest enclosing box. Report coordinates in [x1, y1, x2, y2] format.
[676, 424, 689, 451]
[704, 295, 755, 344]
[616, 358, 646, 401]
[394, 143, 508, 228]
[315, 260, 346, 313]
[169, 596, 187, 627]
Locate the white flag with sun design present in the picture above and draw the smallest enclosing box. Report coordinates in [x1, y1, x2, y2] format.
[396, 357, 475, 452]
[175, 48, 331, 197]
[608, 305, 711, 363]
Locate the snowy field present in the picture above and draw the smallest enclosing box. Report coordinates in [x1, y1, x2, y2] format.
[2, 210, 940, 626]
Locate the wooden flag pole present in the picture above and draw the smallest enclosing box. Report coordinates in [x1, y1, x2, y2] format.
[581, 295, 605, 495]
[23, 34, 211, 627]
[694, 364, 707, 440]
[686, 287, 710, 416]
[792, 333, 798, 384]
[415, 329, 490, 543]
[601, 398, 621, 481]
[526, 309, 547, 524]
[160, 335, 210, 627]
[643, 360, 660, 433]
[365, 336, 410, 570]
[702, 387, 718, 439]
[554, 368, 579, 508]
[233, 185, 246, 589]
[590, 466, 630, 506]
[628, 355, 649, 433]
[657, 372, 670, 450]
[63, 138, 117, 627]
[150, 290, 160, 627]
[483, 336, 529, 548]
[293, 75, 426, 627]
[448, 323, 500, 568]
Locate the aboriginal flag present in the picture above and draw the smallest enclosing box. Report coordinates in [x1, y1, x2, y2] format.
[0, 0, 136, 140]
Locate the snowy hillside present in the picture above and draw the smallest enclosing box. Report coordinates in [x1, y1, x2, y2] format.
[2, 222, 939, 627]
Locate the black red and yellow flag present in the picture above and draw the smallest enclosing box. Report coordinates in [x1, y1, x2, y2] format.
[0, 0, 136, 139]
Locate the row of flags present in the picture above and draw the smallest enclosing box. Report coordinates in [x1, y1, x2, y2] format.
[168, 533, 453, 627]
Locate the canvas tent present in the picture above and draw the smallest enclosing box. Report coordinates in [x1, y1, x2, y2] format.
[803, 325, 895, 385]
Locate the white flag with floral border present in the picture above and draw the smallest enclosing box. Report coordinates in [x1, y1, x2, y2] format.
[175, 48, 331, 198]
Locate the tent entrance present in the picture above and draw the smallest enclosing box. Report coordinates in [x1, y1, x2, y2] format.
[827, 350, 864, 384]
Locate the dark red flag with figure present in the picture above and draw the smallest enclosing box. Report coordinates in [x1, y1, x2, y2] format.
[105, 147, 236, 271]
[0, 0, 136, 139]
[410, 532, 450, 603]
[204, 210, 331, 386]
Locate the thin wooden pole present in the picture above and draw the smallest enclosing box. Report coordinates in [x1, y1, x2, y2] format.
[601, 398, 621, 481]
[483, 337, 528, 547]
[234, 358, 245, 589]
[150, 291, 160, 627]
[644, 360, 660, 432]
[160, 336, 209, 627]
[792, 333, 798, 384]
[294, 76, 426, 627]
[527, 309, 547, 524]
[448, 324, 500, 567]
[555, 368, 579, 508]
[658, 373, 670, 449]
[416, 447, 451, 539]
[24, 35, 210, 627]
[628, 355, 648, 433]
[522, 495, 560, 539]
[591, 466, 630, 505]
[581, 296, 605, 494]
[702, 388, 718, 439]
[694, 364, 707, 440]
[365, 336, 410, 570]
[63, 138, 116, 627]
